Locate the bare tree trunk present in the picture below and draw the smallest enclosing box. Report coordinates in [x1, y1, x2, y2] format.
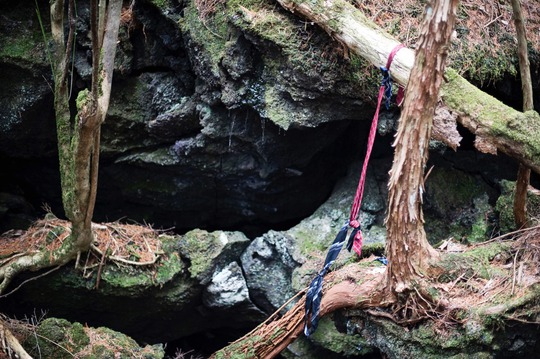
[275, 0, 540, 175]
[385, 0, 458, 294]
[0, 0, 122, 294]
[511, 0, 534, 229]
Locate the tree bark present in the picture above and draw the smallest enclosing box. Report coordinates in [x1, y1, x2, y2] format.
[511, 0, 534, 229]
[211, 267, 386, 359]
[385, 0, 458, 294]
[0, 0, 122, 294]
[275, 0, 540, 175]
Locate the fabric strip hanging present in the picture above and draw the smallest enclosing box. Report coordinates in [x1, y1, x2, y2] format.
[304, 44, 405, 336]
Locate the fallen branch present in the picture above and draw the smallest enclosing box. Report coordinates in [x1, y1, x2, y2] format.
[0, 265, 63, 299]
[0, 318, 33, 359]
[90, 244, 160, 266]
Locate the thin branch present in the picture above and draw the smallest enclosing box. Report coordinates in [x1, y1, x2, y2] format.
[34, 332, 76, 357]
[90, 0, 100, 99]
[90, 244, 159, 266]
[505, 315, 540, 324]
[511, 0, 534, 229]
[95, 241, 110, 289]
[0, 265, 63, 298]
[60, 0, 76, 85]
[511, 249, 520, 295]
[97, 0, 123, 117]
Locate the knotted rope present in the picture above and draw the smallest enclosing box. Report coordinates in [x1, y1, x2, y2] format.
[304, 44, 405, 336]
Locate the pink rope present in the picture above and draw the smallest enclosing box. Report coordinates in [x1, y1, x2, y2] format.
[348, 44, 405, 256]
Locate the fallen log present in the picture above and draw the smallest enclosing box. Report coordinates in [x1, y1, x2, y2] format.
[276, 0, 540, 174]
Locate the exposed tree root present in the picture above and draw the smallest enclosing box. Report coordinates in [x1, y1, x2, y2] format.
[213, 232, 540, 357]
[211, 266, 388, 359]
[0, 217, 163, 296]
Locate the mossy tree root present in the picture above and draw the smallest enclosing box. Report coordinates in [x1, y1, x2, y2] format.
[0, 232, 88, 295]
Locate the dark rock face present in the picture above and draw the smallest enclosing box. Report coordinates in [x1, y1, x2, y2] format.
[3, 0, 534, 357]
[241, 230, 304, 312]
[0, 1, 374, 348]
[0, 0, 368, 236]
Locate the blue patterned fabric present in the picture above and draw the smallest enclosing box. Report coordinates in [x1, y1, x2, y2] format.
[380, 66, 393, 110]
[304, 224, 348, 336]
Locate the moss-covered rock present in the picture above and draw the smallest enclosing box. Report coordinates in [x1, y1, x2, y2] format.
[495, 180, 540, 233]
[99, 251, 184, 295]
[0, 2, 48, 66]
[23, 318, 164, 359]
[360, 315, 494, 358]
[424, 167, 496, 244]
[181, 0, 377, 130]
[24, 318, 90, 359]
[436, 241, 513, 283]
[178, 229, 250, 284]
[345, 281, 540, 359]
[309, 316, 373, 357]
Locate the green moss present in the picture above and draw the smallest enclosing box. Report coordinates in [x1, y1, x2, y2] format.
[149, 0, 169, 9]
[495, 180, 540, 233]
[443, 68, 513, 120]
[0, 35, 39, 59]
[491, 110, 540, 160]
[181, 0, 376, 128]
[478, 284, 540, 327]
[450, 43, 516, 85]
[122, 147, 180, 166]
[99, 250, 184, 295]
[362, 315, 494, 358]
[155, 252, 184, 283]
[424, 167, 493, 243]
[25, 318, 90, 359]
[310, 316, 372, 356]
[296, 229, 330, 256]
[428, 168, 485, 211]
[0, 17, 45, 63]
[348, 53, 381, 98]
[76, 89, 90, 111]
[24, 318, 164, 359]
[263, 86, 291, 129]
[88, 327, 164, 358]
[495, 180, 516, 233]
[180, 3, 229, 75]
[178, 229, 222, 279]
[469, 218, 488, 243]
[436, 242, 512, 282]
[442, 69, 540, 160]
